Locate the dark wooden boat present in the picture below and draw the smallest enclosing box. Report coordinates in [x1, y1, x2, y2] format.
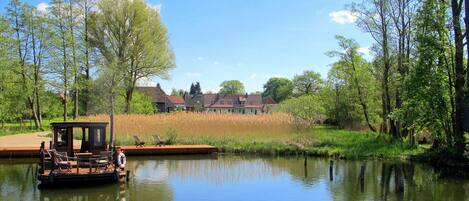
[37, 122, 126, 188]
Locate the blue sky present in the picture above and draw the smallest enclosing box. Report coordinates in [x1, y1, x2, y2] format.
[1, 0, 373, 93]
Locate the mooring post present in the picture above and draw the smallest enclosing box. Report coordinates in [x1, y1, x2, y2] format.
[329, 160, 333, 181]
[126, 170, 130, 182]
[303, 151, 307, 167]
[359, 162, 366, 192]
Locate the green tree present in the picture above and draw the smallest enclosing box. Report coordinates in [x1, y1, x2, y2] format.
[279, 95, 324, 127]
[89, 0, 175, 114]
[292, 70, 323, 96]
[262, 77, 293, 103]
[326, 36, 378, 132]
[171, 88, 185, 96]
[219, 80, 245, 94]
[352, 0, 398, 136]
[396, 0, 455, 147]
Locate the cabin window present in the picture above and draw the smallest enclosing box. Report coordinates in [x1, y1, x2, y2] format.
[93, 128, 104, 147]
[56, 128, 68, 147]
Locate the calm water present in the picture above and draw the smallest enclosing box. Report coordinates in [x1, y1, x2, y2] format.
[0, 155, 468, 201]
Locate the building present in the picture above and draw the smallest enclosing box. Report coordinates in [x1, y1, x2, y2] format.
[136, 84, 171, 112]
[136, 84, 278, 114]
[184, 93, 277, 114]
[166, 96, 185, 111]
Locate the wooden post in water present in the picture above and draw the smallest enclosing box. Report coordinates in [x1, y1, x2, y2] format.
[126, 170, 130, 181]
[359, 162, 366, 192]
[329, 160, 334, 181]
[303, 151, 307, 167]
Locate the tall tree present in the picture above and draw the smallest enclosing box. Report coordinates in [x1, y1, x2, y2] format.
[219, 80, 245, 95]
[66, 0, 80, 120]
[26, 4, 49, 128]
[398, 0, 453, 147]
[77, 0, 96, 115]
[89, 0, 175, 114]
[327, 36, 378, 132]
[450, 0, 466, 153]
[50, 0, 73, 121]
[6, 0, 42, 128]
[353, 0, 398, 137]
[262, 77, 293, 102]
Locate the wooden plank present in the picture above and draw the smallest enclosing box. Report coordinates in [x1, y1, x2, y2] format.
[0, 145, 218, 158]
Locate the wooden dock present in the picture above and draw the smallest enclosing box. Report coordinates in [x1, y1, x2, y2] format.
[0, 145, 218, 158]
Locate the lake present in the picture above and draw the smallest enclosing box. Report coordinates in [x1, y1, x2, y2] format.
[0, 155, 468, 201]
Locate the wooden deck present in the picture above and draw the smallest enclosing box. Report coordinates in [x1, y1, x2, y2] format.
[0, 145, 218, 158]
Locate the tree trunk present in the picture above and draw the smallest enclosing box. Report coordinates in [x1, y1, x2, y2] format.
[451, 0, 466, 153]
[69, 0, 79, 120]
[84, 2, 90, 115]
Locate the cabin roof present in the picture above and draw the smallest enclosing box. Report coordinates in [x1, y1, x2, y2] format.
[50, 122, 108, 128]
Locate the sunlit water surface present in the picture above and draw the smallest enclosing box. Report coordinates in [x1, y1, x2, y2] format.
[0, 155, 468, 201]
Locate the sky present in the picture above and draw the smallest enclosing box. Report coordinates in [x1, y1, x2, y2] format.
[0, 0, 373, 93]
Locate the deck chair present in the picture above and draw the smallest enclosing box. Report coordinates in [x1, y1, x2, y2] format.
[133, 136, 145, 147]
[153, 135, 167, 146]
[51, 150, 72, 172]
[96, 151, 112, 172]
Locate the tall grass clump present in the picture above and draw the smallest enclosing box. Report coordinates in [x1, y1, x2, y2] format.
[78, 112, 306, 145]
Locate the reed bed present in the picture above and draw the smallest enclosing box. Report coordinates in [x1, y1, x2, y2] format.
[78, 112, 305, 145]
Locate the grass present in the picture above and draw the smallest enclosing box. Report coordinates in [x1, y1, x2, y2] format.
[78, 113, 423, 159]
[0, 118, 63, 137]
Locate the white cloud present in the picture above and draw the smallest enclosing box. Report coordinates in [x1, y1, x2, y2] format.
[197, 56, 205, 61]
[213, 61, 220, 65]
[136, 77, 156, 87]
[185, 72, 202, 78]
[249, 73, 257, 79]
[329, 10, 359, 25]
[357, 47, 370, 55]
[37, 2, 50, 13]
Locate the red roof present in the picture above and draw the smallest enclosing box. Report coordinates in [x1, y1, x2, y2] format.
[167, 96, 185, 105]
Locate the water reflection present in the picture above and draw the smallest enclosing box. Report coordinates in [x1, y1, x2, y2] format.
[0, 155, 468, 201]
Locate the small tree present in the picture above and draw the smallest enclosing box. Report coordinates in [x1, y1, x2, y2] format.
[279, 95, 325, 128]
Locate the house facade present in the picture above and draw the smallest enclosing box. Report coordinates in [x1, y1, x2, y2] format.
[185, 93, 277, 114]
[136, 84, 183, 112]
[136, 84, 277, 114]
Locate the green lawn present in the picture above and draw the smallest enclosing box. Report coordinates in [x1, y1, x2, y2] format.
[0, 117, 64, 137]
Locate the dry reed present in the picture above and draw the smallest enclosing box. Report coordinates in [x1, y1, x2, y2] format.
[78, 112, 305, 145]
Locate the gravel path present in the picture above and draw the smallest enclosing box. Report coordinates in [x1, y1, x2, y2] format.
[0, 132, 80, 147]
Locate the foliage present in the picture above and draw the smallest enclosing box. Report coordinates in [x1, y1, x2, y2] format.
[279, 95, 325, 126]
[171, 88, 185, 96]
[89, 0, 175, 113]
[262, 77, 293, 103]
[394, 0, 453, 144]
[219, 80, 245, 94]
[324, 36, 380, 130]
[189, 82, 202, 95]
[292, 70, 323, 96]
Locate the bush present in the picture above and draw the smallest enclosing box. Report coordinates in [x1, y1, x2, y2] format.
[165, 128, 178, 145]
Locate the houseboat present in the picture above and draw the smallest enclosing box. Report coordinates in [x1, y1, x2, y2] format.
[37, 122, 126, 188]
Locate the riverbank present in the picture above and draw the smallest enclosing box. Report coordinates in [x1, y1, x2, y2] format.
[173, 126, 425, 159]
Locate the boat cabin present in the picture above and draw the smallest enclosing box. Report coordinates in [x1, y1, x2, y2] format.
[38, 122, 125, 187]
[51, 122, 109, 156]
